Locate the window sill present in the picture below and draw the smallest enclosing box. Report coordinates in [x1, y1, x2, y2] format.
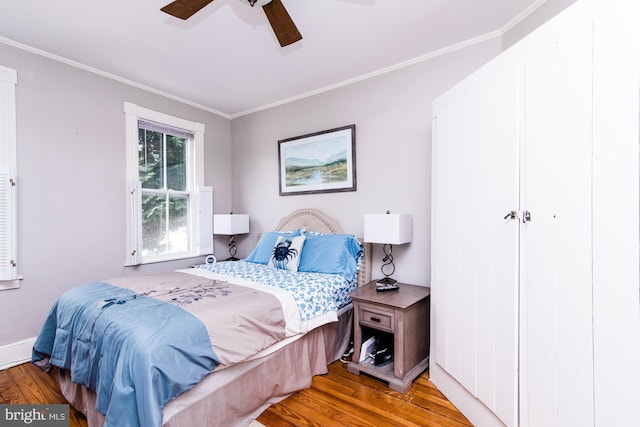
[125, 253, 205, 267]
[0, 276, 22, 291]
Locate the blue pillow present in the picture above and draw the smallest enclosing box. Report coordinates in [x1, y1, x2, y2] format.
[244, 229, 304, 264]
[298, 233, 363, 280]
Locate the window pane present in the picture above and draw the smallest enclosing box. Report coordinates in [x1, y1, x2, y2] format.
[138, 129, 164, 190]
[166, 135, 187, 191]
[168, 194, 189, 253]
[141, 194, 166, 255]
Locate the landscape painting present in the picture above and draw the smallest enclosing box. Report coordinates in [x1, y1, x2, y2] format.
[278, 125, 356, 196]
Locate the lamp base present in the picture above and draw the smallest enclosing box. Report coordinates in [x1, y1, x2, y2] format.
[376, 277, 398, 286]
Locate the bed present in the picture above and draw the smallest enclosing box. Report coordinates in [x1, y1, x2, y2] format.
[32, 208, 371, 427]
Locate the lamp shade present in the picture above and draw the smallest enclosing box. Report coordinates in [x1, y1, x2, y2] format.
[363, 213, 412, 245]
[213, 214, 250, 235]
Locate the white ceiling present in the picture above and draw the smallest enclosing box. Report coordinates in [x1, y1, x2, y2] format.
[0, 0, 544, 118]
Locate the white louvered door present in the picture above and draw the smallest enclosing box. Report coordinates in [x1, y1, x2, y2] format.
[0, 65, 18, 284]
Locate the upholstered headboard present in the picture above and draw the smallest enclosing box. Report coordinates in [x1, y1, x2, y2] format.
[273, 208, 371, 287]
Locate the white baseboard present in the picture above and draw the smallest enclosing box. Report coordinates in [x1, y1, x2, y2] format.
[430, 361, 504, 427]
[0, 337, 36, 370]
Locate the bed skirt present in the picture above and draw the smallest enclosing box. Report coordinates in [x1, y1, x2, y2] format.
[58, 306, 353, 427]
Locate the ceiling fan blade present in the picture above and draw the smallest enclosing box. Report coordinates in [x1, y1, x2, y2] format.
[262, 0, 302, 47]
[161, 0, 215, 20]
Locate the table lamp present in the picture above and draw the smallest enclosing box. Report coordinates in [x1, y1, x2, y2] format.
[363, 211, 412, 285]
[213, 213, 250, 261]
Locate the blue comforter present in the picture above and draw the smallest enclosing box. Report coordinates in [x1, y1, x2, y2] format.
[32, 282, 220, 427]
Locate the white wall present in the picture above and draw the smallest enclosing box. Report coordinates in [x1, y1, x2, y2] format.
[0, 42, 233, 347]
[0, 0, 576, 350]
[229, 38, 503, 287]
[502, 0, 578, 50]
[229, 0, 578, 288]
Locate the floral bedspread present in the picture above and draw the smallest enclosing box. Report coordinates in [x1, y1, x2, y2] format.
[196, 261, 358, 321]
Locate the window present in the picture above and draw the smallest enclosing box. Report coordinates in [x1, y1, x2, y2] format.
[0, 65, 19, 289]
[124, 102, 212, 265]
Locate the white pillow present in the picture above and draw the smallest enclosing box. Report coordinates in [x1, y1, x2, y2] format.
[268, 234, 306, 272]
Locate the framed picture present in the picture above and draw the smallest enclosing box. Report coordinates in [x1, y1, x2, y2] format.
[278, 125, 356, 196]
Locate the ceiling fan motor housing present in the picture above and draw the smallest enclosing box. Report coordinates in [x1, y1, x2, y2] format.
[246, 0, 272, 6]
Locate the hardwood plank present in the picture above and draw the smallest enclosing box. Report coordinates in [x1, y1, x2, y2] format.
[408, 385, 475, 425]
[10, 364, 61, 404]
[258, 362, 472, 427]
[316, 374, 467, 427]
[0, 364, 88, 427]
[0, 361, 471, 427]
[275, 393, 364, 427]
[300, 386, 417, 427]
[309, 377, 419, 426]
[0, 371, 28, 404]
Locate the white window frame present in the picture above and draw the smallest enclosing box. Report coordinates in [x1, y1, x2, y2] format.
[0, 65, 20, 289]
[124, 102, 212, 265]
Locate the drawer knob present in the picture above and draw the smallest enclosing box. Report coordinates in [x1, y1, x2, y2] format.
[370, 317, 381, 323]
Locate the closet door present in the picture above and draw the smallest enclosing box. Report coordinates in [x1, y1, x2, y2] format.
[432, 49, 521, 427]
[518, 2, 594, 426]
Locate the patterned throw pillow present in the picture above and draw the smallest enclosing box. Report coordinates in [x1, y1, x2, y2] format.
[268, 234, 306, 272]
[244, 229, 304, 264]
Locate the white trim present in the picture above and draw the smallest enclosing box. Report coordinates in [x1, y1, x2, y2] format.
[0, 279, 20, 290]
[0, 337, 36, 370]
[0, 36, 231, 119]
[430, 362, 504, 427]
[124, 103, 207, 265]
[0, 65, 17, 84]
[498, 0, 548, 34]
[228, 31, 502, 118]
[228, 0, 546, 119]
[124, 102, 205, 135]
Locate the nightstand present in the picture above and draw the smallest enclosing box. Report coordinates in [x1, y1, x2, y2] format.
[346, 281, 430, 393]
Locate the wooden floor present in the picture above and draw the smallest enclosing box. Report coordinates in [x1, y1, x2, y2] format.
[0, 362, 89, 427]
[0, 361, 472, 427]
[257, 362, 472, 427]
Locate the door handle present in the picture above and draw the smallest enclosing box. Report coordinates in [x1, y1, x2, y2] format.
[503, 210, 532, 222]
[504, 211, 518, 220]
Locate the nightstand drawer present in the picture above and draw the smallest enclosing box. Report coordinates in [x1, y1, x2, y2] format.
[359, 303, 394, 332]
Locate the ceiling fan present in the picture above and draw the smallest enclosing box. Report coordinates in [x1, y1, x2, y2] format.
[160, 0, 303, 47]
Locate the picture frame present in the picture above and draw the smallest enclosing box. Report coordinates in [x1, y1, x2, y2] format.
[278, 125, 356, 196]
